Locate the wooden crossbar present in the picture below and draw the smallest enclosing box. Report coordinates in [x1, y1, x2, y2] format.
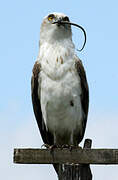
[14, 148, 118, 165]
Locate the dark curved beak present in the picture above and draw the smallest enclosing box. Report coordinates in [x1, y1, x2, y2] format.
[54, 17, 66, 26]
[52, 20, 86, 52]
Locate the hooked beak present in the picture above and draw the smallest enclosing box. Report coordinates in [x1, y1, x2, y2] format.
[53, 17, 67, 26]
[52, 20, 87, 52]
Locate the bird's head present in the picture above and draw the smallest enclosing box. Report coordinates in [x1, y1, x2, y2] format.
[40, 12, 86, 51]
[40, 12, 72, 44]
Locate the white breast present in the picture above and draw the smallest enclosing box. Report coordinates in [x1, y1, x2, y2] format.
[38, 41, 83, 145]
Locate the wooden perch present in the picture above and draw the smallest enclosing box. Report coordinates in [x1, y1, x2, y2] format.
[56, 139, 92, 180]
[14, 139, 93, 180]
[14, 147, 118, 165]
[13, 139, 118, 180]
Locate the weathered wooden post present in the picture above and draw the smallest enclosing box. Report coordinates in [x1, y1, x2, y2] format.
[14, 138, 92, 180]
[55, 139, 92, 180]
[14, 138, 118, 179]
[79, 139, 92, 180]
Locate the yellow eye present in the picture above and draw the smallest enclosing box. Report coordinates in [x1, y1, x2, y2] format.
[48, 16, 53, 21]
[48, 14, 55, 21]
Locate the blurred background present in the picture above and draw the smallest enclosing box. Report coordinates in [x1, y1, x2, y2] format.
[0, 0, 118, 179]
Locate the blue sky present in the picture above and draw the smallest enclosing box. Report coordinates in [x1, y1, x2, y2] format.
[0, 0, 118, 179]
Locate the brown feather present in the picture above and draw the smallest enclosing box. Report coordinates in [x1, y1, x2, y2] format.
[75, 58, 89, 143]
[31, 61, 53, 145]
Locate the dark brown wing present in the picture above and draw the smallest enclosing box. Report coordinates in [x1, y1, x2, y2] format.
[31, 61, 53, 145]
[75, 58, 89, 143]
[31, 61, 59, 174]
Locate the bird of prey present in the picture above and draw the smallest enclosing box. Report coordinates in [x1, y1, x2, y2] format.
[31, 12, 89, 149]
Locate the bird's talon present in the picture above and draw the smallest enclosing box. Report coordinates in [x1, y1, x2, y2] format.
[41, 144, 50, 149]
[69, 145, 75, 151]
[49, 144, 58, 150]
[62, 144, 70, 149]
